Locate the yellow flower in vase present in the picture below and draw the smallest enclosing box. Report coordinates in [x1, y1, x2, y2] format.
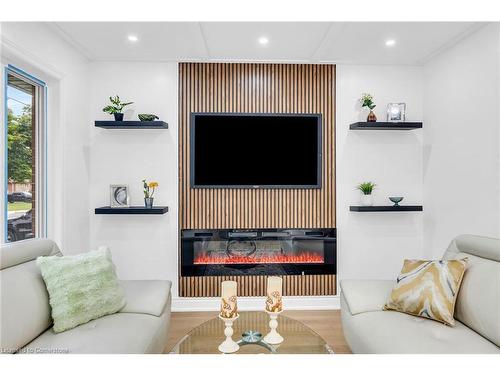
[142, 180, 159, 208]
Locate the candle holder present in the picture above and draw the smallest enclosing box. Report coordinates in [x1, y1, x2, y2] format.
[218, 314, 240, 354]
[263, 310, 284, 345]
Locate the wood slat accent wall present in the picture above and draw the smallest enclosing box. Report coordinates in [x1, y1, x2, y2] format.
[179, 63, 336, 230]
[178, 63, 336, 297]
[179, 275, 336, 297]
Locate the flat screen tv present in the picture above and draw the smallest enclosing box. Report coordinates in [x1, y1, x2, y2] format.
[190, 113, 322, 188]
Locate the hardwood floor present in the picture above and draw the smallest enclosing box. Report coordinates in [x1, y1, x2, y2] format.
[164, 310, 351, 354]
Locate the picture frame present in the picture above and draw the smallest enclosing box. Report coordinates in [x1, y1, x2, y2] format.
[110, 185, 130, 207]
[386, 103, 406, 122]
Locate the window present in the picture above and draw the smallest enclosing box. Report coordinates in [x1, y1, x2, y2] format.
[4, 66, 46, 242]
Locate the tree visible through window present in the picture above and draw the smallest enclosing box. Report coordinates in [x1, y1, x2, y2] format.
[8, 105, 33, 183]
[5, 69, 44, 243]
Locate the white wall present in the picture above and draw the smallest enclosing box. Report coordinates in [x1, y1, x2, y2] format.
[88, 63, 426, 304]
[336, 65, 424, 281]
[10, 22, 489, 310]
[1, 22, 90, 252]
[423, 24, 500, 257]
[88, 62, 179, 296]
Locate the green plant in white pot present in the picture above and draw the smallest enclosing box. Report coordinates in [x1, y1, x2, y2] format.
[357, 182, 376, 206]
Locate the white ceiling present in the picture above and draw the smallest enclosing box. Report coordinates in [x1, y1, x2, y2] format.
[52, 22, 484, 65]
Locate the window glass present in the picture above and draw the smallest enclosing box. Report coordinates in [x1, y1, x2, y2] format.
[6, 69, 44, 242]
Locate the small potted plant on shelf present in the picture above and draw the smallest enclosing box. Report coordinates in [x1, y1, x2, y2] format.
[102, 95, 134, 121]
[360, 93, 377, 122]
[357, 181, 376, 206]
[142, 179, 159, 208]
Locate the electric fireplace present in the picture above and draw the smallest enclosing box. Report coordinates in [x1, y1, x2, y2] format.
[181, 228, 336, 277]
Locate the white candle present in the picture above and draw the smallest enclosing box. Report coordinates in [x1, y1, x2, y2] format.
[220, 281, 238, 318]
[266, 276, 283, 312]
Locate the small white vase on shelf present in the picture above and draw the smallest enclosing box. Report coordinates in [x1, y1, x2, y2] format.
[263, 311, 284, 345]
[218, 314, 240, 354]
[360, 194, 373, 206]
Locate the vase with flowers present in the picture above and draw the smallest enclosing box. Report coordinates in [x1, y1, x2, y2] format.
[360, 93, 377, 122]
[142, 180, 159, 208]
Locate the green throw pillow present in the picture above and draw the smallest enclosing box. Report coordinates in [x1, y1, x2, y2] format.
[37, 248, 126, 333]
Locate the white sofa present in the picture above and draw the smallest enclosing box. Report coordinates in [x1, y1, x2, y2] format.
[0, 238, 172, 354]
[341, 234, 500, 354]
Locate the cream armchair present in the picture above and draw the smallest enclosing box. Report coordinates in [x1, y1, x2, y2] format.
[0, 238, 172, 354]
[340, 234, 500, 354]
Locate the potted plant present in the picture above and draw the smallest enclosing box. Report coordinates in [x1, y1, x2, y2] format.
[357, 182, 376, 206]
[102, 95, 134, 121]
[142, 179, 158, 208]
[360, 93, 377, 122]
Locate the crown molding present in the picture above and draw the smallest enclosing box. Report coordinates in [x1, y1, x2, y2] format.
[46, 22, 95, 61]
[1, 35, 64, 80]
[419, 22, 487, 65]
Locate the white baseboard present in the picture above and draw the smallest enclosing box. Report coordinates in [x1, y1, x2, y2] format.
[172, 295, 340, 312]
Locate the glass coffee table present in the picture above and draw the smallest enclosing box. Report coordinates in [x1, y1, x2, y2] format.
[171, 311, 333, 354]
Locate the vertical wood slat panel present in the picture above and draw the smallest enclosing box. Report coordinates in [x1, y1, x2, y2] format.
[178, 63, 336, 297]
[179, 63, 335, 230]
[179, 275, 336, 297]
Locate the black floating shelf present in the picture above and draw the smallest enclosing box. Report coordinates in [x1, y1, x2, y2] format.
[95, 206, 169, 215]
[350, 205, 423, 212]
[350, 122, 422, 130]
[95, 121, 168, 129]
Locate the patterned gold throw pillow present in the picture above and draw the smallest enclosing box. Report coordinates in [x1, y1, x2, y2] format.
[384, 258, 468, 326]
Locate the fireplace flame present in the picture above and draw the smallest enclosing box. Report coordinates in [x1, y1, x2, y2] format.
[193, 252, 324, 265]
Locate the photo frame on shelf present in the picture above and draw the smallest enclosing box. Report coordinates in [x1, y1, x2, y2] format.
[386, 103, 406, 122]
[110, 185, 130, 208]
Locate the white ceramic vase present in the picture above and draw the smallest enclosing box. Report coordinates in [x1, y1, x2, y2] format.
[360, 194, 373, 206]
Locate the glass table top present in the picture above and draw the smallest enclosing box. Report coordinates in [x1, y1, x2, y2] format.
[171, 311, 333, 354]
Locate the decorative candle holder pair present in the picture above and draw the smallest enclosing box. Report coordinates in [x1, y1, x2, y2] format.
[218, 310, 284, 354]
[218, 277, 284, 353]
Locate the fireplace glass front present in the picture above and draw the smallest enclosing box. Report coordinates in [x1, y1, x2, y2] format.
[181, 229, 336, 276]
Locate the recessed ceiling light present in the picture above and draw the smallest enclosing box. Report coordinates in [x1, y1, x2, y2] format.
[385, 39, 396, 47]
[127, 35, 139, 42]
[258, 36, 269, 45]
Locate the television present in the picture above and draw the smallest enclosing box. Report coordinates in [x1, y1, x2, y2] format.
[190, 113, 322, 188]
